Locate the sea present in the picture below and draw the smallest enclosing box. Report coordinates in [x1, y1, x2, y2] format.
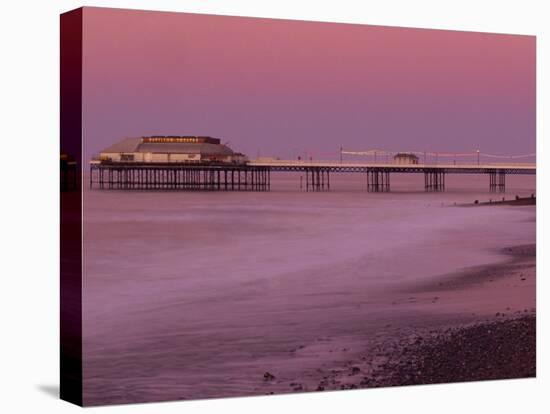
[81, 172, 536, 404]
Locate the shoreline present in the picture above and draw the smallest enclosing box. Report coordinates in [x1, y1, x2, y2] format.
[407, 244, 535, 293]
[314, 313, 536, 392]
[285, 242, 536, 393]
[368, 313, 535, 387]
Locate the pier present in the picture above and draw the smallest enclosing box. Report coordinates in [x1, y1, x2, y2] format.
[90, 163, 271, 191]
[89, 136, 535, 193]
[90, 160, 535, 193]
[249, 160, 534, 193]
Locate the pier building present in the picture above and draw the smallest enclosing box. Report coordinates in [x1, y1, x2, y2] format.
[394, 153, 419, 165]
[97, 136, 248, 164]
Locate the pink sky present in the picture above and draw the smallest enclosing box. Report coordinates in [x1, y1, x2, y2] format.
[82, 7, 535, 161]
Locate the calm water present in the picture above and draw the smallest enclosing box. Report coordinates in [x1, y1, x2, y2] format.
[82, 173, 535, 404]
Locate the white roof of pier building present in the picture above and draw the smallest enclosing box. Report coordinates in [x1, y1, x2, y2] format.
[100, 136, 235, 156]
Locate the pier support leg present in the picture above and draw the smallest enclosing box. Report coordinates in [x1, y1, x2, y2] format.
[424, 169, 445, 192]
[367, 169, 390, 192]
[304, 168, 330, 192]
[498, 170, 505, 192]
[92, 165, 272, 192]
[489, 170, 505, 192]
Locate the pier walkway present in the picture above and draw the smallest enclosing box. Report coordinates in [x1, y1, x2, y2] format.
[89, 160, 535, 192]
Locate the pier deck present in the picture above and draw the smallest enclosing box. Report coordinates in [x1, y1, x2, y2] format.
[89, 160, 535, 192]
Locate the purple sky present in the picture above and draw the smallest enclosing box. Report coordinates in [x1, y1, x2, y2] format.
[82, 7, 535, 162]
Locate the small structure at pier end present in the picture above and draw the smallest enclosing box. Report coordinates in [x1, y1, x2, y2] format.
[96, 136, 248, 164]
[393, 152, 419, 165]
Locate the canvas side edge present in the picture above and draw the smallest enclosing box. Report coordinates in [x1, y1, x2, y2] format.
[60, 7, 84, 407]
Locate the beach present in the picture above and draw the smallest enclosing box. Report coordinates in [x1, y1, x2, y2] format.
[292, 243, 536, 392]
[82, 173, 536, 405]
